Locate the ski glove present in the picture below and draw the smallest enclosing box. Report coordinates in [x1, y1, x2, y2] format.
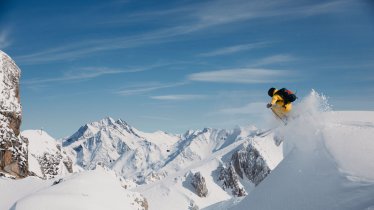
[266, 103, 272, 108]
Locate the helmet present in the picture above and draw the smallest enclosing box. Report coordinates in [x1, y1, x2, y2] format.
[268, 87, 276, 97]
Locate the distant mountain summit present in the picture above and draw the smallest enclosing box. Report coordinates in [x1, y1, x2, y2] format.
[62, 117, 181, 182]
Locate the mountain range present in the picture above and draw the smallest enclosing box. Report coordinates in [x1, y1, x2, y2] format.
[19, 115, 282, 209]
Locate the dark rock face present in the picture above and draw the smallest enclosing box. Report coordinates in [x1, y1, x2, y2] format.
[191, 172, 208, 197]
[218, 143, 271, 196]
[0, 51, 28, 178]
[63, 156, 73, 173]
[218, 164, 246, 197]
[35, 151, 73, 179]
[231, 144, 270, 186]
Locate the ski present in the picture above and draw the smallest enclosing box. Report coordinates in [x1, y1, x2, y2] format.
[270, 108, 288, 126]
[256, 128, 274, 137]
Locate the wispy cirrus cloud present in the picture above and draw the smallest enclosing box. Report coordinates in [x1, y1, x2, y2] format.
[0, 29, 11, 50]
[199, 42, 270, 57]
[192, 0, 352, 28]
[23, 67, 126, 85]
[15, 0, 352, 64]
[188, 68, 298, 84]
[22, 62, 171, 85]
[151, 94, 206, 101]
[117, 82, 187, 96]
[249, 54, 297, 67]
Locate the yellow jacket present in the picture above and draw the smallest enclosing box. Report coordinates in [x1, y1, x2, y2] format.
[270, 90, 292, 113]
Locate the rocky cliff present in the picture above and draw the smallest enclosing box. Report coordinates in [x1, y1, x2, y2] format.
[191, 172, 208, 197]
[218, 143, 270, 196]
[0, 51, 28, 178]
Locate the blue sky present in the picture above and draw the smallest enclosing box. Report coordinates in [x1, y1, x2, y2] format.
[1, 0, 373, 138]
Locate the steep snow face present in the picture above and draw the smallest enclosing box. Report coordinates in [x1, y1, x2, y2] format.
[8, 167, 147, 210]
[223, 91, 374, 210]
[323, 111, 374, 181]
[22, 130, 75, 179]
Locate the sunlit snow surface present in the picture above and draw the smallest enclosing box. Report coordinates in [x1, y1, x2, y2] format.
[208, 90, 374, 210]
[2, 167, 144, 210]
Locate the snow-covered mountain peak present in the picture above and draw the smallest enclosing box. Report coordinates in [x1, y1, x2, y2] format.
[63, 117, 140, 147]
[91, 116, 116, 127]
[115, 118, 129, 126]
[182, 129, 197, 138]
[89, 117, 139, 137]
[22, 130, 60, 154]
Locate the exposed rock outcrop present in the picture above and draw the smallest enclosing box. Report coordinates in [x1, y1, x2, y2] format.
[218, 164, 246, 197]
[134, 196, 149, 210]
[36, 152, 73, 179]
[191, 172, 208, 197]
[231, 144, 270, 186]
[218, 143, 271, 196]
[0, 51, 28, 178]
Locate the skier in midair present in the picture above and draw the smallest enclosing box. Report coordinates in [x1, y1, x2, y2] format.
[267, 87, 297, 122]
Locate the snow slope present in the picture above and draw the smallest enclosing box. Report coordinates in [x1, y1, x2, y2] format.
[0, 176, 50, 210]
[219, 91, 374, 210]
[7, 167, 147, 210]
[22, 130, 75, 179]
